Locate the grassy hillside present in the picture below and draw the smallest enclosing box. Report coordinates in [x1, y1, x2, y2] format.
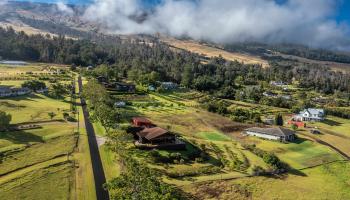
[161, 37, 269, 67]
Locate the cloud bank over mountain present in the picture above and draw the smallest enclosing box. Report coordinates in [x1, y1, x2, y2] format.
[0, 0, 8, 6]
[81, 0, 350, 50]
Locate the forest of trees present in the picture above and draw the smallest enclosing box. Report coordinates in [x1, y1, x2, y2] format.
[224, 42, 350, 64]
[0, 27, 350, 97]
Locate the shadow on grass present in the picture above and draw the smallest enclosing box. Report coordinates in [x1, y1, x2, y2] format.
[290, 137, 309, 144]
[322, 119, 342, 126]
[0, 101, 26, 108]
[288, 168, 307, 177]
[0, 129, 44, 145]
[2, 93, 45, 102]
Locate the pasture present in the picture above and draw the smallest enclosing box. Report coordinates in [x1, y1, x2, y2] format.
[161, 37, 269, 68]
[183, 161, 350, 200]
[0, 64, 80, 199]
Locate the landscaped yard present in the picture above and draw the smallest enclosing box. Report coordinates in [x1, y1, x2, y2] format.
[0, 93, 71, 124]
[255, 137, 343, 169]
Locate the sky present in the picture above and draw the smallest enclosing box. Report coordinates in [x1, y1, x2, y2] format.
[5, 0, 350, 50]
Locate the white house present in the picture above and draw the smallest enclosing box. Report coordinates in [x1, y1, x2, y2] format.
[294, 108, 325, 122]
[244, 127, 296, 142]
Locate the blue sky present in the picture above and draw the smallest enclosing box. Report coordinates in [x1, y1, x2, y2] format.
[13, 0, 350, 24]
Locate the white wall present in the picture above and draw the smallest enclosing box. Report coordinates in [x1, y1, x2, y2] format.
[246, 131, 280, 141]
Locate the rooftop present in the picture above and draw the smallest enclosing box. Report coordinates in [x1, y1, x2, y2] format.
[245, 127, 295, 137]
[137, 127, 170, 140]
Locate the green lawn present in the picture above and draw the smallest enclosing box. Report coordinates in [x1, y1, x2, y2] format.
[0, 162, 74, 200]
[0, 94, 71, 124]
[256, 137, 343, 169]
[100, 145, 120, 182]
[0, 123, 76, 150]
[0, 135, 77, 175]
[197, 131, 231, 141]
[227, 161, 350, 200]
[313, 116, 350, 137]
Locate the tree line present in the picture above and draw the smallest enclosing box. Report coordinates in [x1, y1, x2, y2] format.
[1, 27, 350, 97]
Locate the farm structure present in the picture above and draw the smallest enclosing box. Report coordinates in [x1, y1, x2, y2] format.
[244, 127, 296, 142]
[132, 117, 156, 128]
[131, 117, 186, 150]
[0, 86, 31, 97]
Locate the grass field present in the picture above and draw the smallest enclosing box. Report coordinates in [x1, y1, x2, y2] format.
[100, 145, 120, 182]
[197, 131, 231, 141]
[0, 93, 71, 124]
[161, 37, 269, 68]
[183, 161, 350, 200]
[0, 70, 85, 200]
[0, 161, 74, 200]
[255, 137, 343, 169]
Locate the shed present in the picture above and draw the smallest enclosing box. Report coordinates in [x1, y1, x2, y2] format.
[132, 117, 155, 128]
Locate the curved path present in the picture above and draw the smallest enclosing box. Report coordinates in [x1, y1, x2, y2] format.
[78, 76, 110, 200]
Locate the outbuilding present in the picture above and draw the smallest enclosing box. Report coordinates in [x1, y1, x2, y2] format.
[244, 127, 296, 142]
[132, 117, 155, 128]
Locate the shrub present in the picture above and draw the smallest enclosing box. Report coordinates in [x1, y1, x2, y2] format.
[251, 166, 266, 176]
[167, 166, 221, 178]
[67, 116, 77, 122]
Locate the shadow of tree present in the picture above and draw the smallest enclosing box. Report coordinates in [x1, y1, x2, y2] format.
[322, 119, 342, 126]
[1, 93, 45, 102]
[0, 129, 44, 145]
[290, 137, 309, 144]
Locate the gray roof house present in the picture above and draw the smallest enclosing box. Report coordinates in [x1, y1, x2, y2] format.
[244, 127, 296, 142]
[0, 87, 31, 97]
[294, 108, 325, 122]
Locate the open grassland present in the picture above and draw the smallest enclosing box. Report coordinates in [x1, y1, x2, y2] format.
[0, 72, 85, 200]
[312, 116, 350, 137]
[183, 161, 350, 200]
[0, 123, 75, 149]
[0, 161, 74, 200]
[253, 137, 343, 169]
[0, 93, 71, 124]
[161, 37, 269, 68]
[0, 134, 77, 175]
[293, 116, 350, 158]
[276, 52, 350, 73]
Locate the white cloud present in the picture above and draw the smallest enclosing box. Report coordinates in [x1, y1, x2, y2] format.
[0, 0, 8, 6]
[83, 0, 350, 49]
[56, 1, 74, 16]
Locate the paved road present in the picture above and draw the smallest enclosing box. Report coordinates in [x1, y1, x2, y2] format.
[78, 76, 110, 200]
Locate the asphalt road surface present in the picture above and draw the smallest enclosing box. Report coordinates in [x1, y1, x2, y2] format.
[78, 76, 110, 200]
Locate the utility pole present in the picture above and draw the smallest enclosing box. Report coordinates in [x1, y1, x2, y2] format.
[77, 110, 80, 133]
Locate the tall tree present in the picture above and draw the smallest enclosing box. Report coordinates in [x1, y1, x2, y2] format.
[0, 111, 12, 131]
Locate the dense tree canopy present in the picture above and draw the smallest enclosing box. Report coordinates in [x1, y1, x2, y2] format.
[1, 27, 349, 97]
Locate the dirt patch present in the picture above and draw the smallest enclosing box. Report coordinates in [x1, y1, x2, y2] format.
[189, 181, 252, 200]
[161, 37, 269, 68]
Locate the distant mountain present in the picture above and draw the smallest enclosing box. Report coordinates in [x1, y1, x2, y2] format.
[0, 1, 97, 38]
[2, 1, 350, 69]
